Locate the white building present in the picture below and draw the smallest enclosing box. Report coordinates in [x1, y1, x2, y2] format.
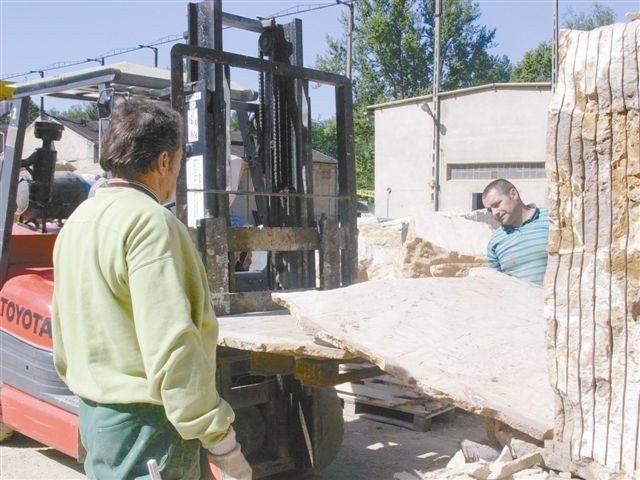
[369, 83, 552, 218]
[23, 117, 100, 175]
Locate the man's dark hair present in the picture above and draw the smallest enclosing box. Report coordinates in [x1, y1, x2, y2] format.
[100, 97, 183, 178]
[482, 178, 516, 198]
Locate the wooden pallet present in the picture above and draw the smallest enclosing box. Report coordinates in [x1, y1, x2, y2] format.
[335, 364, 455, 431]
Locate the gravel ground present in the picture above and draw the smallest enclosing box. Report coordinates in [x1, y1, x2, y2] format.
[0, 410, 488, 480]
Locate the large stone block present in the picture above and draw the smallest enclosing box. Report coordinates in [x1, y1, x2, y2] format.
[546, 20, 640, 478]
[357, 212, 493, 281]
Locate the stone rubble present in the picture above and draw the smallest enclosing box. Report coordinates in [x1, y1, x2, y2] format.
[358, 211, 494, 281]
[393, 437, 579, 480]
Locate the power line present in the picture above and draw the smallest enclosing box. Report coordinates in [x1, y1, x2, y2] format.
[146, 34, 185, 46]
[0, 34, 183, 81]
[0, 0, 345, 82]
[259, 2, 341, 20]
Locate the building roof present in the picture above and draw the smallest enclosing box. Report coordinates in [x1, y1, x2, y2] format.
[49, 116, 99, 143]
[367, 82, 552, 111]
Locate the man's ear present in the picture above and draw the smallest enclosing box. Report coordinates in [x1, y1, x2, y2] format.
[153, 151, 171, 175]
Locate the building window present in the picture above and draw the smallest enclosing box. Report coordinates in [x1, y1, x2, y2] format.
[447, 163, 546, 180]
[471, 192, 484, 210]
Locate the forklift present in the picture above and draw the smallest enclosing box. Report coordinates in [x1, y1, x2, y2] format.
[0, 1, 367, 477]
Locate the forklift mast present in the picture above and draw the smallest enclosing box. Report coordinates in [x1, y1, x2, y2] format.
[174, 1, 357, 313]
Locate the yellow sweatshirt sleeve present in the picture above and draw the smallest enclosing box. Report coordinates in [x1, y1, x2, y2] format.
[126, 211, 234, 449]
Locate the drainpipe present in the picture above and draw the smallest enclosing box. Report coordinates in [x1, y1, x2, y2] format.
[432, 0, 441, 211]
[386, 187, 392, 218]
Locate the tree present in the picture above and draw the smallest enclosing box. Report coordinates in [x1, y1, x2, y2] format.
[353, 106, 375, 191]
[433, 0, 511, 91]
[27, 101, 40, 123]
[316, 0, 511, 190]
[311, 117, 338, 159]
[510, 3, 616, 83]
[563, 2, 615, 30]
[324, 0, 511, 105]
[352, 0, 429, 105]
[510, 41, 552, 82]
[47, 103, 98, 121]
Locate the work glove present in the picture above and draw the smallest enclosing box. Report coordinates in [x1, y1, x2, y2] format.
[206, 427, 252, 480]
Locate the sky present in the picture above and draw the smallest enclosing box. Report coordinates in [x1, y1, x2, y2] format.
[1, 0, 639, 119]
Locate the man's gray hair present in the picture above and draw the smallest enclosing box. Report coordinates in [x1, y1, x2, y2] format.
[100, 97, 183, 179]
[482, 178, 516, 198]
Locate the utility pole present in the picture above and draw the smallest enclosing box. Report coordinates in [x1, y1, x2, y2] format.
[552, 0, 558, 91]
[30, 71, 45, 115]
[336, 0, 354, 80]
[346, 1, 354, 80]
[432, 0, 442, 211]
[140, 44, 159, 67]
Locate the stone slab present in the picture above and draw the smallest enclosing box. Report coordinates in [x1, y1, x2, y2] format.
[217, 310, 355, 360]
[273, 268, 554, 440]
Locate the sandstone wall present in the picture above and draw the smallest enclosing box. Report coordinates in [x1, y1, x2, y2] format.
[545, 20, 640, 478]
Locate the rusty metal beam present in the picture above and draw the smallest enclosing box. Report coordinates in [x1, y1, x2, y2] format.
[227, 227, 319, 252]
[294, 358, 383, 388]
[250, 352, 294, 377]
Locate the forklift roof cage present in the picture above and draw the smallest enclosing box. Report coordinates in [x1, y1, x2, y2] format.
[9, 61, 257, 103]
[0, 62, 255, 286]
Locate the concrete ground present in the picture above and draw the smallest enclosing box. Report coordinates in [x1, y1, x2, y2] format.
[0, 410, 487, 480]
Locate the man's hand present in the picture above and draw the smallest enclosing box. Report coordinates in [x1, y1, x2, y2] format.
[207, 444, 252, 480]
[206, 427, 252, 480]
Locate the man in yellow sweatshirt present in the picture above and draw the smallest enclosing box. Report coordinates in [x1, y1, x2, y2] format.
[52, 97, 251, 480]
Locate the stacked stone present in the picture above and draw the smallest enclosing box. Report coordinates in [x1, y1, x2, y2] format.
[545, 20, 640, 479]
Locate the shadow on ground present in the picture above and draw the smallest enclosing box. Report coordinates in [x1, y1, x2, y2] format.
[273, 410, 489, 480]
[2, 410, 489, 480]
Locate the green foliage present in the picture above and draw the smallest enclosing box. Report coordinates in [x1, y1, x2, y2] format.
[353, 0, 430, 105]
[27, 101, 40, 123]
[432, 0, 511, 90]
[48, 103, 99, 121]
[510, 42, 552, 82]
[310, 112, 373, 190]
[323, 0, 513, 104]
[316, 0, 511, 191]
[230, 111, 239, 132]
[563, 2, 615, 30]
[510, 3, 614, 84]
[311, 117, 338, 159]
[353, 105, 374, 191]
[315, 33, 347, 77]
